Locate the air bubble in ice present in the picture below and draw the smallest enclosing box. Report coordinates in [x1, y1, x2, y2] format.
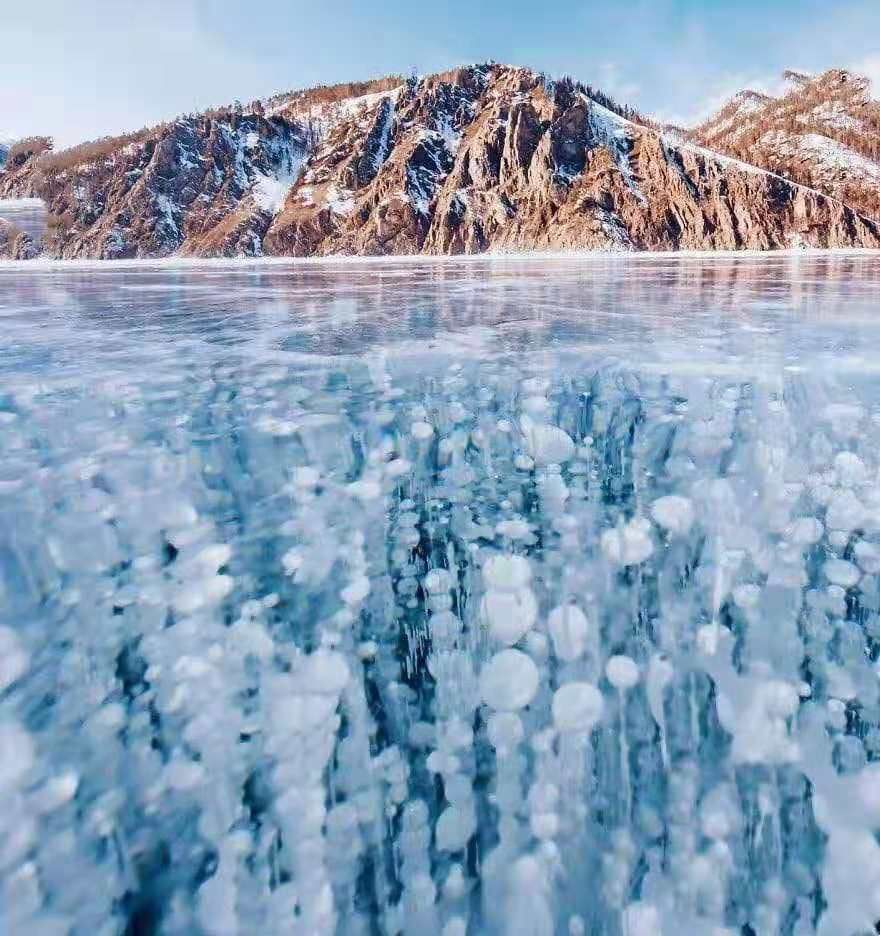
[482, 554, 531, 591]
[480, 650, 539, 711]
[600, 518, 654, 566]
[551, 682, 604, 734]
[487, 712, 524, 753]
[650, 495, 695, 537]
[823, 559, 860, 588]
[547, 604, 590, 662]
[482, 588, 538, 645]
[522, 421, 575, 466]
[606, 655, 640, 690]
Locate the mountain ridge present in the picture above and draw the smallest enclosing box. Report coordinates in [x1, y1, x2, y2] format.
[2, 63, 879, 259]
[691, 67, 880, 219]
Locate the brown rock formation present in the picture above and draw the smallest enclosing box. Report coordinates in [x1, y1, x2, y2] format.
[264, 66, 879, 254]
[0, 114, 307, 259]
[2, 64, 879, 260]
[691, 69, 880, 221]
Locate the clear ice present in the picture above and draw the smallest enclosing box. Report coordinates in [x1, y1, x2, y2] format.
[2, 254, 880, 935]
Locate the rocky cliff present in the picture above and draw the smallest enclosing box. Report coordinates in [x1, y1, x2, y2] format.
[692, 69, 880, 221]
[2, 64, 879, 259]
[0, 115, 307, 259]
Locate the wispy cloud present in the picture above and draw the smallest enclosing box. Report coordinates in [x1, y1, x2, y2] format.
[849, 55, 880, 97]
[654, 70, 793, 128]
[595, 63, 641, 105]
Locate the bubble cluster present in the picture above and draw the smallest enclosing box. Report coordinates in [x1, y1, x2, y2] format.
[3, 257, 880, 935]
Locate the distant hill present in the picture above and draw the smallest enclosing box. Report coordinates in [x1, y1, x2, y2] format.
[691, 68, 880, 220]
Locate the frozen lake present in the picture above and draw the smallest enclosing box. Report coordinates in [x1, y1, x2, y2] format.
[2, 255, 880, 935]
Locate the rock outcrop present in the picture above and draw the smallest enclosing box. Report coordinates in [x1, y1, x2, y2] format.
[692, 69, 880, 221]
[2, 64, 879, 259]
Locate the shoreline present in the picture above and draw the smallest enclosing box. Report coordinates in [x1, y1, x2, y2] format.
[3, 246, 880, 273]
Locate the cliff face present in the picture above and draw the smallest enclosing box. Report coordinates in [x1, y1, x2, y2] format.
[3, 64, 879, 259]
[264, 66, 879, 255]
[692, 69, 880, 221]
[0, 114, 307, 259]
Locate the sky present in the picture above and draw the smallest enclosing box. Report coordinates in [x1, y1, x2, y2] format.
[3, 0, 880, 147]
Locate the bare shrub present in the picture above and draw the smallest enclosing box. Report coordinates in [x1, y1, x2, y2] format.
[6, 136, 53, 168]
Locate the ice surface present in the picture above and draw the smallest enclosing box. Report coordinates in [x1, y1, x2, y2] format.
[3, 253, 880, 934]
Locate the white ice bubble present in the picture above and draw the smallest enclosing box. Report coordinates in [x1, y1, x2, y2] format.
[826, 489, 863, 532]
[496, 517, 532, 540]
[824, 559, 860, 588]
[547, 604, 590, 662]
[623, 902, 661, 936]
[486, 712, 524, 752]
[0, 627, 28, 692]
[650, 495, 695, 537]
[341, 576, 371, 606]
[193, 543, 232, 574]
[291, 466, 321, 489]
[443, 918, 467, 936]
[33, 770, 79, 812]
[606, 655, 640, 690]
[600, 518, 654, 566]
[411, 421, 434, 440]
[281, 547, 304, 575]
[786, 517, 824, 546]
[732, 584, 761, 609]
[480, 649, 539, 711]
[172, 574, 234, 614]
[424, 568, 454, 594]
[551, 682, 604, 734]
[482, 554, 531, 591]
[165, 758, 206, 792]
[856, 763, 880, 821]
[347, 479, 382, 501]
[522, 395, 552, 418]
[299, 650, 350, 695]
[854, 540, 880, 574]
[385, 457, 412, 478]
[0, 720, 34, 791]
[522, 421, 575, 466]
[834, 451, 867, 487]
[435, 804, 475, 852]
[822, 402, 864, 439]
[482, 588, 538, 645]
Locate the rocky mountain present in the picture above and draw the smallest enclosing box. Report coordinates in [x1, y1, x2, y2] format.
[2, 63, 879, 259]
[0, 116, 306, 258]
[692, 68, 880, 220]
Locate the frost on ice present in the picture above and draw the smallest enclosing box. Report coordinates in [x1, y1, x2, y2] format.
[4, 260, 880, 936]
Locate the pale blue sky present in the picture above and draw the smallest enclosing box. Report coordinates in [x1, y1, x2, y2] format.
[4, 0, 880, 146]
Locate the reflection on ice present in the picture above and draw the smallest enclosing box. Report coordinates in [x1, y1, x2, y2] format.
[2, 256, 880, 935]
